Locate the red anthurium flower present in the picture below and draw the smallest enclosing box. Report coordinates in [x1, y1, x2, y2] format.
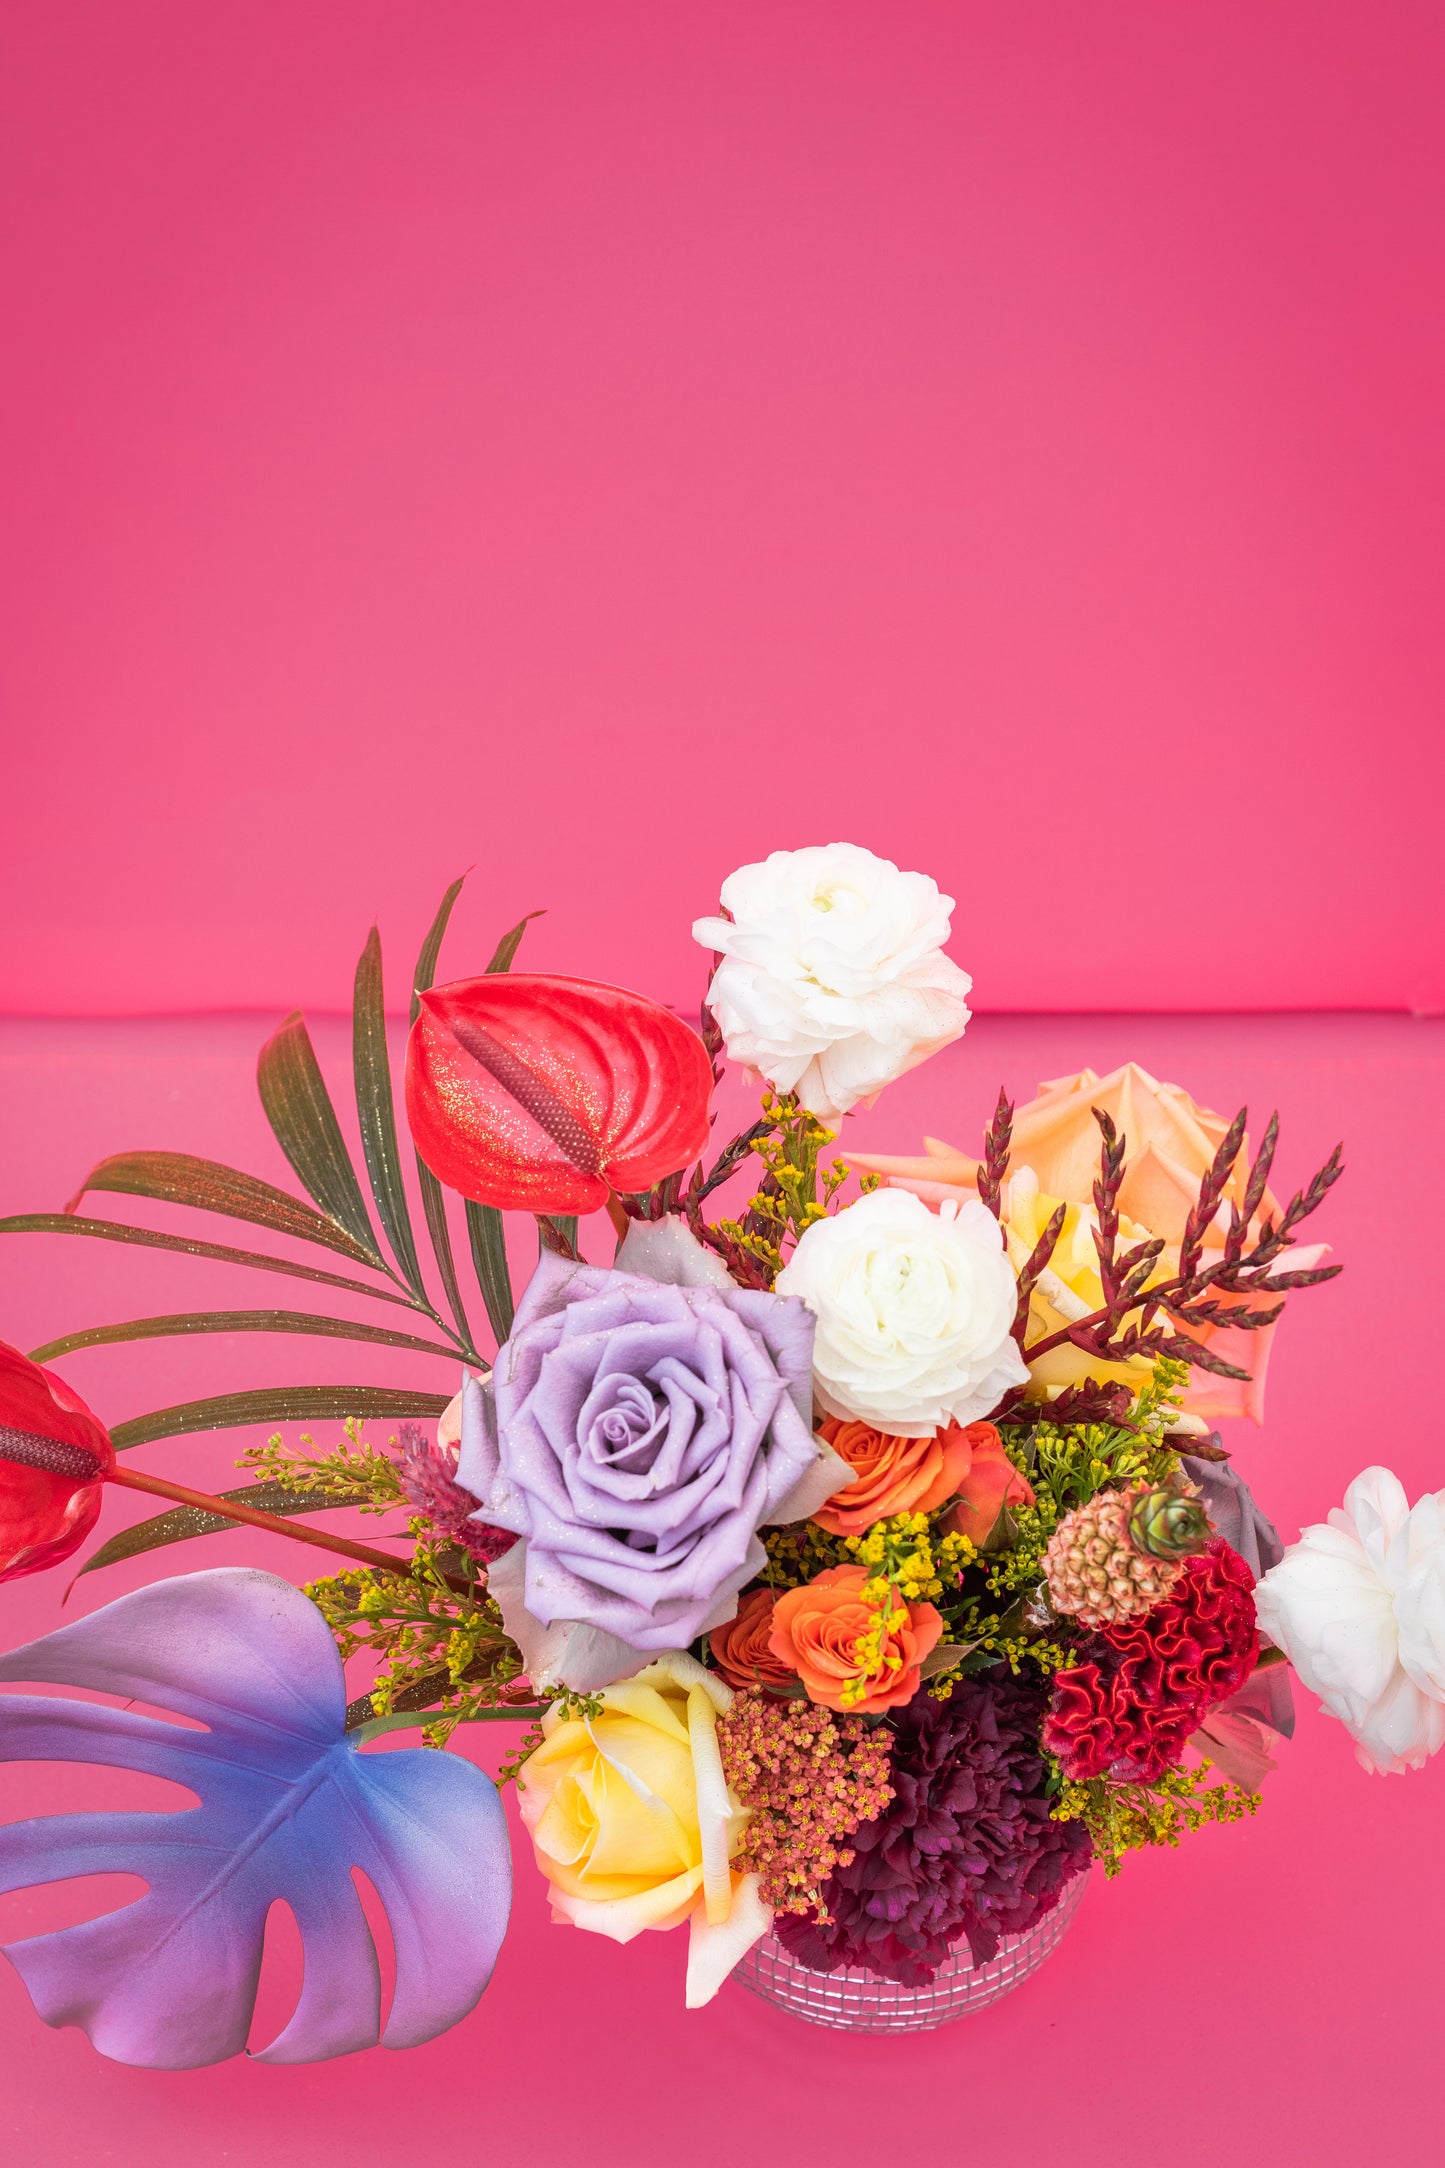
[406, 974, 715, 1214]
[0, 1339, 115, 1584]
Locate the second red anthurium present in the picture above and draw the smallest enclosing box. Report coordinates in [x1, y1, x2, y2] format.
[405, 973, 714, 1214]
[0, 1339, 115, 1584]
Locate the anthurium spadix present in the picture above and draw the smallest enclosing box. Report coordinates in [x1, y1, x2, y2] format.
[0, 1569, 512, 2067]
[405, 974, 714, 1214]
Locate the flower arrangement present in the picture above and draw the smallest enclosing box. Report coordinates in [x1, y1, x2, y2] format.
[0, 841, 1422, 2066]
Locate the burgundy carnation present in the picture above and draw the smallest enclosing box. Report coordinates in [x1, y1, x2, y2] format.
[1042, 1540, 1259, 1784]
[775, 1673, 1091, 1985]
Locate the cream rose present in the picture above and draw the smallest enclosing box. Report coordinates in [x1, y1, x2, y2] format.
[692, 843, 972, 1121]
[775, 1188, 1028, 1437]
[1255, 1468, 1445, 1776]
[515, 1651, 771, 2006]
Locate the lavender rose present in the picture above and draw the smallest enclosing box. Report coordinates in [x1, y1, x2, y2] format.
[455, 1250, 850, 1689]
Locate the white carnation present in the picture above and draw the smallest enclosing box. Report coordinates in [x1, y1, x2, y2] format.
[1254, 1466, 1445, 1775]
[775, 1187, 1028, 1438]
[693, 843, 972, 1120]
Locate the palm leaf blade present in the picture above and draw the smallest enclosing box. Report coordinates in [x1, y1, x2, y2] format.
[466, 1201, 514, 1344]
[0, 1213, 421, 1306]
[62, 1152, 379, 1266]
[76, 1482, 364, 1577]
[110, 1385, 453, 1453]
[257, 1013, 383, 1263]
[28, 1309, 461, 1365]
[352, 927, 424, 1290]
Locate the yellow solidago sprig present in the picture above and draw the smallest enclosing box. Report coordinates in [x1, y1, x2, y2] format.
[1051, 1763, 1260, 1877]
[715, 1090, 876, 1283]
[831, 1511, 969, 1712]
[306, 1525, 530, 1746]
[843, 1509, 972, 1607]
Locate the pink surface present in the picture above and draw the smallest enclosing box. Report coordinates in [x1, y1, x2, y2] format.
[4, 3, 1444, 1018]
[1, 1009, 1443, 2166]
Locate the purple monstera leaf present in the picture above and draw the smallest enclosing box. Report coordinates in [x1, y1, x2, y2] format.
[0, 1568, 511, 2068]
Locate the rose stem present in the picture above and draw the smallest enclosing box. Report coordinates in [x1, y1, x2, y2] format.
[107, 1464, 477, 1597]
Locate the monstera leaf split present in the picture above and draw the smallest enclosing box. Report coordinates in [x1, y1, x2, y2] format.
[0, 1568, 512, 2067]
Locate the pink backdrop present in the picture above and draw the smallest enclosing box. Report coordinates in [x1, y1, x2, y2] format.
[3, 8, 1445, 2163]
[3, 1, 1443, 1018]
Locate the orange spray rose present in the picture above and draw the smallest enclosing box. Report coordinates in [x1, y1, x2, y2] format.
[940, 1422, 1035, 1546]
[708, 1587, 798, 1692]
[769, 1565, 942, 1714]
[813, 1416, 994, 1537]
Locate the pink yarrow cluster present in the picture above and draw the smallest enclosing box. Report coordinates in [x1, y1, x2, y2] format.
[717, 1688, 894, 1916]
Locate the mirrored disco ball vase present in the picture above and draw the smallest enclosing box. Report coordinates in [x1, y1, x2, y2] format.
[731, 1872, 1089, 2032]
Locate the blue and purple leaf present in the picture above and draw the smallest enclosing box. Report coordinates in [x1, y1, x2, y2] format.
[0, 1568, 511, 2067]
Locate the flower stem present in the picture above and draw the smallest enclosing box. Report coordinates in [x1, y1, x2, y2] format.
[106, 1464, 477, 1596]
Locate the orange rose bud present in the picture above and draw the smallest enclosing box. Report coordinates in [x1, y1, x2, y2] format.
[811, 1418, 976, 1538]
[708, 1586, 799, 1693]
[941, 1421, 1035, 1546]
[769, 1564, 943, 1715]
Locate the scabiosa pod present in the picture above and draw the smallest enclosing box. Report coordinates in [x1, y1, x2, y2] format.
[1044, 1479, 1213, 1630]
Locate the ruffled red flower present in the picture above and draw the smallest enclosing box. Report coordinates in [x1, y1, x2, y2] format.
[0, 1340, 114, 1584]
[1042, 1541, 1259, 1784]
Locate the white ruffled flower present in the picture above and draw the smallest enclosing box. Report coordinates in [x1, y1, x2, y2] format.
[775, 1187, 1028, 1438]
[1254, 1467, 1445, 1774]
[693, 843, 972, 1120]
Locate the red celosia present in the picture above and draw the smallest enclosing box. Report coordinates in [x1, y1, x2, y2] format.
[0, 1339, 115, 1584]
[1043, 1540, 1259, 1783]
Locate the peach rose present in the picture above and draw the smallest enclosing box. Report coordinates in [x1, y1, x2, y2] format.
[708, 1587, 798, 1692]
[809, 1417, 973, 1536]
[769, 1564, 942, 1713]
[939, 1422, 1035, 1545]
[850, 1062, 1329, 1426]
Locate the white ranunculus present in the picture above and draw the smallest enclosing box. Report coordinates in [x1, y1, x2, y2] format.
[692, 843, 973, 1120]
[1254, 1466, 1445, 1775]
[774, 1187, 1028, 1437]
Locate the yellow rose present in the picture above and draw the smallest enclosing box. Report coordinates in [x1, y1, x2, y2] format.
[516, 1651, 771, 2007]
[852, 1062, 1329, 1425]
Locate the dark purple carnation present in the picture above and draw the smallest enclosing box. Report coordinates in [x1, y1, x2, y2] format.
[775, 1674, 1090, 1984]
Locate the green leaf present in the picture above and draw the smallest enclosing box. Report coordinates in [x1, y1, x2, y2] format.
[352, 1706, 545, 1743]
[417, 1160, 476, 1352]
[409, 878, 478, 1352]
[466, 1201, 514, 1345]
[28, 1309, 461, 1365]
[75, 1482, 364, 1578]
[62, 1152, 381, 1267]
[537, 1215, 579, 1260]
[257, 1013, 384, 1265]
[410, 875, 467, 1025]
[110, 1385, 454, 1453]
[352, 926, 424, 1293]
[485, 909, 545, 975]
[0, 1213, 422, 1309]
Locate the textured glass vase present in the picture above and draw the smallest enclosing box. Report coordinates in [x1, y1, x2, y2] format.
[730, 1870, 1088, 2033]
